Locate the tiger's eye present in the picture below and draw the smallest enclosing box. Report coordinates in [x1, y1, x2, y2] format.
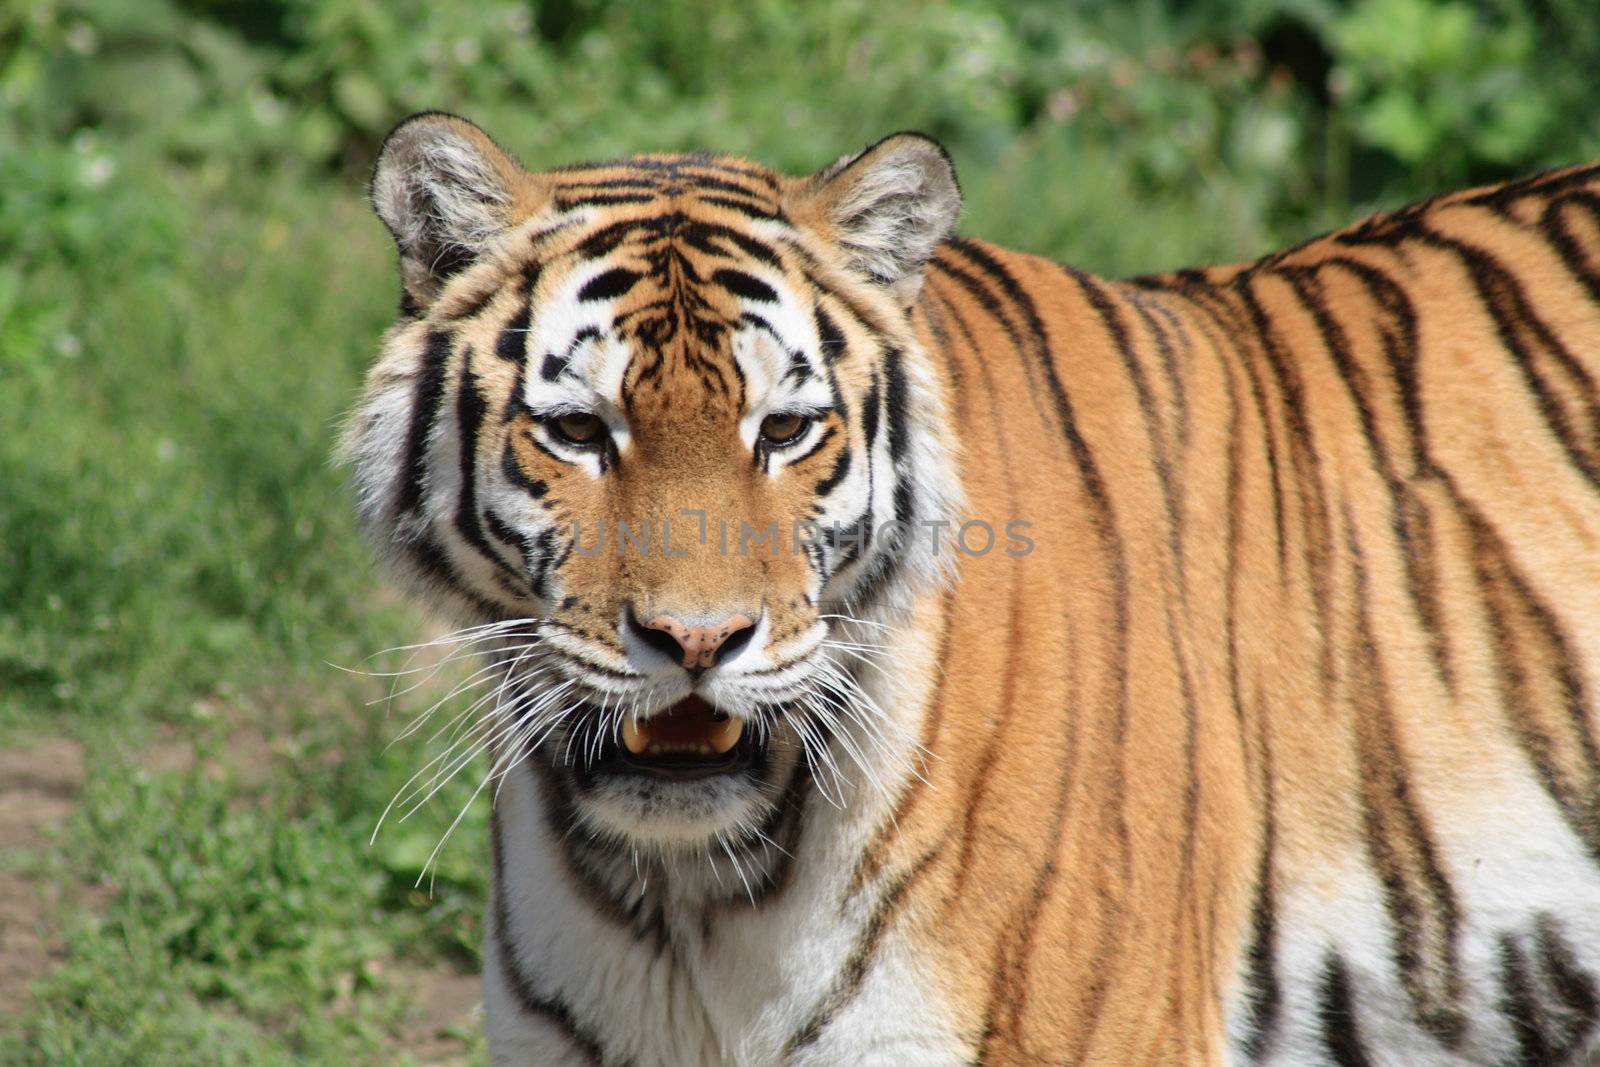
[552, 412, 606, 445]
[760, 412, 808, 444]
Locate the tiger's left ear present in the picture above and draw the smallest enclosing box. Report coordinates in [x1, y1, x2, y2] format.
[790, 132, 962, 304]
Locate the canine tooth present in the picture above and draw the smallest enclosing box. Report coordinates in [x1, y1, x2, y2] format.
[707, 716, 743, 755]
[623, 718, 651, 755]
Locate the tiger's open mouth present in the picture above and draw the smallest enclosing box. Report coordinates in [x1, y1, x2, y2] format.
[593, 694, 762, 780]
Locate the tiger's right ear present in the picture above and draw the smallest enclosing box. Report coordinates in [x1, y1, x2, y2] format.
[370, 112, 539, 308]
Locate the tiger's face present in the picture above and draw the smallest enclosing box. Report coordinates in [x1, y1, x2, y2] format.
[346, 114, 962, 852]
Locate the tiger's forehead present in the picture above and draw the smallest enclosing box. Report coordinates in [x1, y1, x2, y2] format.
[491, 164, 837, 423]
[540, 152, 787, 216]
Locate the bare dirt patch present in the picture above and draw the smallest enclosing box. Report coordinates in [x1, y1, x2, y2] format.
[388, 962, 483, 1065]
[0, 737, 86, 1017]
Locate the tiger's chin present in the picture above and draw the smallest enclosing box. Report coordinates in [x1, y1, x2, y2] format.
[558, 695, 803, 850]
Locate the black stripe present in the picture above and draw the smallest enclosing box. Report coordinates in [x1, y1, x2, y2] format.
[784, 842, 944, 1053]
[679, 221, 782, 266]
[529, 528, 559, 600]
[814, 443, 853, 498]
[442, 284, 498, 321]
[578, 267, 642, 303]
[1344, 506, 1465, 1044]
[860, 369, 882, 450]
[939, 238, 1132, 1055]
[1537, 916, 1600, 1040]
[1318, 956, 1375, 1067]
[540, 353, 570, 381]
[1542, 192, 1600, 307]
[1171, 278, 1291, 572]
[396, 328, 454, 516]
[553, 177, 662, 194]
[1391, 223, 1600, 490]
[555, 192, 657, 209]
[496, 303, 531, 363]
[489, 813, 615, 1066]
[876, 351, 915, 570]
[882, 347, 909, 466]
[1500, 935, 1555, 1067]
[713, 268, 778, 303]
[1235, 271, 1338, 688]
[1235, 785, 1281, 1061]
[1071, 270, 1189, 596]
[406, 534, 503, 620]
[815, 304, 846, 363]
[500, 441, 548, 499]
[483, 509, 546, 595]
[700, 194, 783, 220]
[1278, 264, 1455, 694]
[452, 354, 526, 592]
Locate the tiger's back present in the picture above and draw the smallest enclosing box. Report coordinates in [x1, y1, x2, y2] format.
[900, 165, 1600, 1064]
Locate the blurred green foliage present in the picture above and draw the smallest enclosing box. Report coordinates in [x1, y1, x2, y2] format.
[2, 0, 1598, 1062]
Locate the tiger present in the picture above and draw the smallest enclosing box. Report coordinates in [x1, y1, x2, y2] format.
[343, 110, 1600, 1066]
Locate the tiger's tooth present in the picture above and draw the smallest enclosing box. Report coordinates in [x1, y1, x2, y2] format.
[707, 716, 744, 755]
[622, 718, 651, 755]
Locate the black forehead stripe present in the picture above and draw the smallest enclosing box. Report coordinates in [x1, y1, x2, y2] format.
[578, 267, 642, 302]
[539, 352, 569, 382]
[576, 212, 783, 265]
[555, 177, 664, 193]
[814, 305, 846, 363]
[577, 217, 665, 257]
[717, 227, 783, 265]
[680, 223, 782, 267]
[495, 302, 531, 363]
[555, 193, 658, 210]
[677, 172, 777, 200]
[493, 263, 541, 362]
[700, 195, 782, 220]
[736, 311, 795, 352]
[785, 346, 814, 385]
[396, 328, 455, 516]
[542, 326, 601, 380]
[713, 268, 779, 303]
[587, 154, 779, 189]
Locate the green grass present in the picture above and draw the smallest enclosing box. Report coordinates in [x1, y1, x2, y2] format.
[0, 166, 493, 1064]
[3, 0, 1599, 1061]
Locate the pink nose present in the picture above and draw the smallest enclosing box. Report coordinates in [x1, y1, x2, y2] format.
[643, 613, 755, 669]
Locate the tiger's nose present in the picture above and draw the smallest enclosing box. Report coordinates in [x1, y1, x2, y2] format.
[633, 611, 756, 672]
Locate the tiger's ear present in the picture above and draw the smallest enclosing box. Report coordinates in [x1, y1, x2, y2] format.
[370, 112, 537, 308]
[791, 132, 961, 303]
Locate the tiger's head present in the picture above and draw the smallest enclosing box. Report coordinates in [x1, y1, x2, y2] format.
[345, 113, 962, 853]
